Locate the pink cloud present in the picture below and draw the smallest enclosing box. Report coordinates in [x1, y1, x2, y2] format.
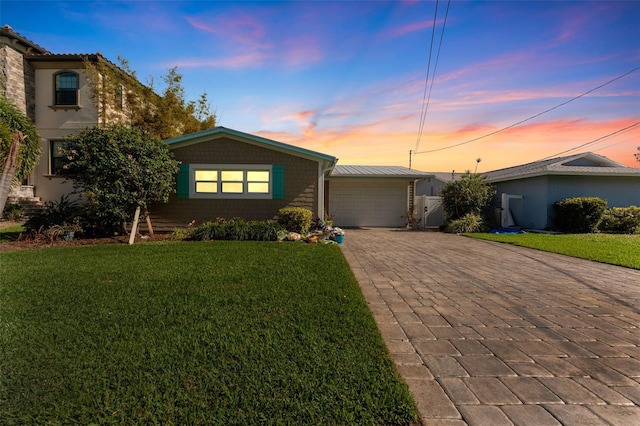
[172, 52, 270, 69]
[184, 13, 325, 69]
[382, 20, 433, 39]
[186, 16, 270, 49]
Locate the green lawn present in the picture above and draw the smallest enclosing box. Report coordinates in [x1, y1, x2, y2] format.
[0, 224, 24, 242]
[0, 242, 417, 425]
[466, 232, 640, 269]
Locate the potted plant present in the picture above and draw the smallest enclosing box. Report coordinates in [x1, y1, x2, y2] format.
[61, 220, 83, 241]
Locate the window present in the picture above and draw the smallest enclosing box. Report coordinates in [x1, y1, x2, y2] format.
[189, 165, 274, 199]
[55, 72, 78, 106]
[50, 140, 70, 175]
[195, 170, 218, 193]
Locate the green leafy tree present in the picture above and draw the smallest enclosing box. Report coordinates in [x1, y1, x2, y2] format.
[440, 171, 494, 221]
[0, 95, 42, 214]
[58, 125, 179, 232]
[84, 57, 216, 140]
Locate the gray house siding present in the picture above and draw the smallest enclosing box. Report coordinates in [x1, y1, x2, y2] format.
[548, 175, 639, 208]
[494, 175, 640, 230]
[493, 177, 549, 229]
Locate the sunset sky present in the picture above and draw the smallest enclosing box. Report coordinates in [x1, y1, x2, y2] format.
[3, 0, 639, 172]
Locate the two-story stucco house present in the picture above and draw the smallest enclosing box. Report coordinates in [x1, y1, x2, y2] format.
[1, 25, 135, 205]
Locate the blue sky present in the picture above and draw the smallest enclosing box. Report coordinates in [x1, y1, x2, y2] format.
[3, 0, 639, 171]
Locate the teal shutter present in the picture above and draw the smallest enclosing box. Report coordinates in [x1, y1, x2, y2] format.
[177, 163, 190, 199]
[272, 165, 284, 199]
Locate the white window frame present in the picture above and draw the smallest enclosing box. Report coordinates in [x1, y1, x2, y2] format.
[190, 164, 273, 199]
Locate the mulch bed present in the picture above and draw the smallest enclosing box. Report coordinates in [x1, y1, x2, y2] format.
[0, 221, 168, 253]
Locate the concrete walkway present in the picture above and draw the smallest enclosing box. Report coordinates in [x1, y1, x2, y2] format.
[340, 229, 640, 426]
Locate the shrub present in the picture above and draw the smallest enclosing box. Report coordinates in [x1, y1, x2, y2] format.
[191, 218, 285, 241]
[446, 212, 483, 234]
[2, 202, 22, 221]
[553, 197, 607, 233]
[278, 207, 313, 234]
[57, 125, 179, 232]
[25, 195, 82, 231]
[599, 206, 640, 234]
[441, 172, 494, 221]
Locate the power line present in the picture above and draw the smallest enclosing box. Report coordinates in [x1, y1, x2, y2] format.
[414, 1, 440, 153]
[413, 65, 640, 155]
[415, 0, 451, 154]
[536, 121, 640, 161]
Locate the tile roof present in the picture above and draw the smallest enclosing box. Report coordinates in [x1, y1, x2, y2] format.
[483, 152, 640, 182]
[0, 25, 48, 54]
[331, 165, 432, 178]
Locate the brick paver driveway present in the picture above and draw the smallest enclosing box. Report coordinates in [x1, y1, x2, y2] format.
[340, 229, 640, 426]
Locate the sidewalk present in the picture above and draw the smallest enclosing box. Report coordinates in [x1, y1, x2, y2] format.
[340, 229, 640, 426]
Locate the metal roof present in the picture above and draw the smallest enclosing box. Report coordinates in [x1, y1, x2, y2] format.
[330, 165, 432, 179]
[483, 152, 640, 182]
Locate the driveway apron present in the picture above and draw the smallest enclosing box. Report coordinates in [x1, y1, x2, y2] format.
[340, 229, 640, 426]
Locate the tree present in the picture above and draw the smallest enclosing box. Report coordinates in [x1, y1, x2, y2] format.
[84, 57, 217, 140]
[58, 125, 179, 232]
[0, 95, 42, 214]
[440, 172, 494, 222]
[635, 146, 639, 162]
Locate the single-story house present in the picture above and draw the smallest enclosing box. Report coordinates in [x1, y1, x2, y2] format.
[150, 127, 430, 229]
[484, 152, 640, 230]
[150, 127, 336, 227]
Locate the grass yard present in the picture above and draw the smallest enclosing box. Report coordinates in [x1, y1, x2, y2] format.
[466, 232, 640, 269]
[0, 242, 417, 425]
[0, 224, 24, 242]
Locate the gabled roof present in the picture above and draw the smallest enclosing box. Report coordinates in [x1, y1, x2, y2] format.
[165, 126, 337, 168]
[484, 152, 640, 183]
[330, 165, 432, 179]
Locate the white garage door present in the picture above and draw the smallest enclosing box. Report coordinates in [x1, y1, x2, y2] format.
[329, 179, 408, 227]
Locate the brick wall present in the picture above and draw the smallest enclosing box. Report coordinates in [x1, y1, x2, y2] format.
[150, 137, 321, 226]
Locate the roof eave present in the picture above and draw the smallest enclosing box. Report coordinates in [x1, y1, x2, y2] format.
[165, 127, 337, 164]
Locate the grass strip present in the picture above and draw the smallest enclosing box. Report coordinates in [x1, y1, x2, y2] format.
[466, 232, 640, 269]
[0, 241, 417, 425]
[0, 225, 24, 242]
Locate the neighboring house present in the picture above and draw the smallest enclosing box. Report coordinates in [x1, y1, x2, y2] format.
[1, 25, 137, 204]
[326, 165, 431, 227]
[415, 171, 464, 197]
[484, 152, 640, 230]
[150, 127, 337, 227]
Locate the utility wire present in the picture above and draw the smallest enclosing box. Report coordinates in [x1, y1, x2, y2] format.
[413, 65, 640, 155]
[415, 0, 440, 153]
[415, 0, 451, 154]
[536, 121, 640, 161]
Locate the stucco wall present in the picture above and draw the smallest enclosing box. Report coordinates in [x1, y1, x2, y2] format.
[31, 65, 99, 203]
[150, 137, 320, 225]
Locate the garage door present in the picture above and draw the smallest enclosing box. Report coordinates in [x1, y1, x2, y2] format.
[329, 179, 408, 227]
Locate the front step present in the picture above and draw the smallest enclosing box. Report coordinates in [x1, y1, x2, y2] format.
[6, 196, 45, 218]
